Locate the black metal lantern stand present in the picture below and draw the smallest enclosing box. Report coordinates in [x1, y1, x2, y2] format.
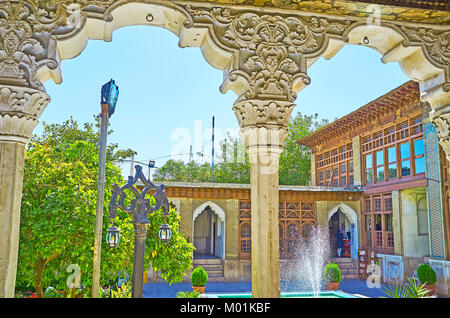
[107, 165, 172, 298]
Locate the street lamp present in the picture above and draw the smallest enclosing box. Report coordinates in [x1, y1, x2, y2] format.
[158, 223, 172, 243]
[106, 225, 120, 248]
[92, 79, 119, 298]
[107, 164, 172, 298]
[148, 160, 155, 180]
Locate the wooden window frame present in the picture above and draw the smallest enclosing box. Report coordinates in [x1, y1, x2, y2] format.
[239, 200, 317, 260]
[316, 142, 353, 187]
[362, 193, 394, 254]
[361, 112, 424, 186]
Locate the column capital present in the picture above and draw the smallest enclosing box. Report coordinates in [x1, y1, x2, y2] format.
[433, 112, 450, 160]
[233, 99, 295, 130]
[0, 85, 50, 143]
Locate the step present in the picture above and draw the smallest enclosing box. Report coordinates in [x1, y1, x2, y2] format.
[193, 258, 225, 280]
[341, 274, 359, 280]
[336, 262, 357, 269]
[206, 270, 225, 277]
[193, 258, 223, 265]
[194, 264, 223, 271]
[208, 275, 225, 282]
[331, 258, 356, 263]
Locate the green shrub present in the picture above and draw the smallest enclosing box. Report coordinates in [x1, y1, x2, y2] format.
[111, 282, 132, 298]
[417, 264, 437, 285]
[323, 263, 341, 283]
[381, 276, 429, 298]
[191, 267, 208, 287]
[177, 291, 200, 298]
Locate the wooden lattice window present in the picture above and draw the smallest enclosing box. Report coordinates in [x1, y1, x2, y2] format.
[239, 200, 317, 259]
[361, 111, 424, 185]
[238, 200, 252, 259]
[315, 141, 353, 187]
[362, 193, 394, 254]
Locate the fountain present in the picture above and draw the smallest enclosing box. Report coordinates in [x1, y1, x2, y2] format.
[281, 225, 331, 296]
[207, 225, 360, 298]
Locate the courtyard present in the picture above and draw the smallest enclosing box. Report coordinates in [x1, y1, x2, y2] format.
[0, 0, 449, 302]
[143, 279, 390, 298]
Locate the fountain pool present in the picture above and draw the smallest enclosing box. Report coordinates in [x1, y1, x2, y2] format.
[205, 291, 360, 298]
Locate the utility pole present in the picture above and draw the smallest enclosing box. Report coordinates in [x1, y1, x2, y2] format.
[92, 79, 119, 298]
[211, 116, 215, 183]
[129, 155, 134, 177]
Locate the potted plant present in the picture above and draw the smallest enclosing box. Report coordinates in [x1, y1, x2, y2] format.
[323, 263, 341, 290]
[417, 264, 437, 296]
[191, 266, 208, 294]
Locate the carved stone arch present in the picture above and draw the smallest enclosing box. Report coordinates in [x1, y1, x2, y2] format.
[328, 203, 359, 259]
[46, 1, 235, 89]
[328, 203, 357, 224]
[193, 200, 226, 223]
[192, 200, 226, 259]
[301, 21, 448, 96]
[346, 23, 446, 83]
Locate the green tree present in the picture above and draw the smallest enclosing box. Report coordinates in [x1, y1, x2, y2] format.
[17, 118, 194, 297]
[214, 135, 250, 184]
[279, 112, 329, 185]
[152, 112, 328, 185]
[145, 206, 195, 284]
[153, 159, 187, 181]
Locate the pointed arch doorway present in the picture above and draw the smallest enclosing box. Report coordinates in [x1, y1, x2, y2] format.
[328, 203, 358, 260]
[192, 201, 226, 259]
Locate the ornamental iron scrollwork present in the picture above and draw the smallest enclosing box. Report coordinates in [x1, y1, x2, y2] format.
[108, 164, 170, 225]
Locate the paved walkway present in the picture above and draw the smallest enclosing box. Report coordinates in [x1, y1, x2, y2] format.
[143, 279, 389, 298]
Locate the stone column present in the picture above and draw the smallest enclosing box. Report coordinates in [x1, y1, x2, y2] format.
[421, 79, 450, 260]
[391, 190, 403, 256]
[0, 86, 50, 297]
[234, 99, 294, 298]
[352, 136, 362, 187]
[310, 153, 316, 186]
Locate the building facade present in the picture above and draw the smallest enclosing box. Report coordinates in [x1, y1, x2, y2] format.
[144, 82, 450, 296]
[145, 182, 361, 282]
[298, 81, 450, 295]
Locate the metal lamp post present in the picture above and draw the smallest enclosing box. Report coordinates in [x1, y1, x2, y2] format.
[107, 165, 172, 298]
[147, 160, 155, 180]
[92, 79, 119, 298]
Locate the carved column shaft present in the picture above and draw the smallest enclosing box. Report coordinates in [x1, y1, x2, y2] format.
[235, 98, 293, 298]
[0, 85, 49, 297]
[0, 141, 26, 298]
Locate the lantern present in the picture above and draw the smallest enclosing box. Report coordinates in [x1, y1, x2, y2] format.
[100, 79, 119, 117]
[158, 223, 172, 243]
[106, 225, 120, 248]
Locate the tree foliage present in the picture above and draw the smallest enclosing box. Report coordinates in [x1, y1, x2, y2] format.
[279, 112, 329, 185]
[17, 117, 194, 297]
[153, 112, 328, 185]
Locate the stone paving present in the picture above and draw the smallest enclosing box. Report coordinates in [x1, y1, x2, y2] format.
[143, 279, 390, 298]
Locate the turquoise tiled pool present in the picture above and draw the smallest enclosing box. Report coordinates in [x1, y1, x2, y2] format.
[206, 291, 360, 298]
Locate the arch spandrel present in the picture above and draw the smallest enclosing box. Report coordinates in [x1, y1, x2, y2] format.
[0, 0, 448, 157]
[1, 1, 448, 98]
[1, 0, 450, 299]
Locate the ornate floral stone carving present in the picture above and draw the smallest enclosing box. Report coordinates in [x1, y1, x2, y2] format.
[0, 1, 63, 88]
[0, 85, 49, 143]
[233, 99, 294, 128]
[186, 5, 352, 102]
[434, 113, 450, 160]
[400, 25, 450, 91]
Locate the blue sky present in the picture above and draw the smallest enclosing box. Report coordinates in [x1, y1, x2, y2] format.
[39, 26, 409, 177]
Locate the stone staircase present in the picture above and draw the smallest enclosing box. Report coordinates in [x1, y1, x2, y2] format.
[332, 257, 359, 280]
[193, 258, 225, 281]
